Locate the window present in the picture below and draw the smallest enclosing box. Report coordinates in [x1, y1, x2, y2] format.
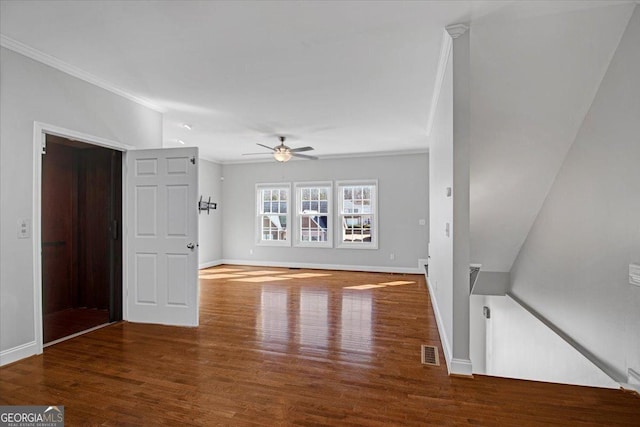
[256, 184, 291, 246]
[295, 182, 332, 247]
[336, 180, 378, 249]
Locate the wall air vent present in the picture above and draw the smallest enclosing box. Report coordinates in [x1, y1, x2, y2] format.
[421, 344, 440, 366]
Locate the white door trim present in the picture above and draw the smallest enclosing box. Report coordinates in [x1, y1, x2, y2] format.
[32, 121, 132, 355]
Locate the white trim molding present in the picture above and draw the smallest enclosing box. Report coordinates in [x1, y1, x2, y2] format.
[1, 34, 164, 113]
[222, 259, 421, 275]
[221, 148, 429, 166]
[426, 29, 452, 137]
[450, 358, 474, 376]
[424, 271, 453, 373]
[445, 23, 470, 39]
[0, 341, 38, 367]
[199, 260, 224, 269]
[623, 368, 640, 393]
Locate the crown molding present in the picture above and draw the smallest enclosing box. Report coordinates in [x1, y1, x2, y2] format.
[426, 29, 453, 137]
[219, 148, 429, 165]
[1, 34, 165, 113]
[445, 23, 470, 39]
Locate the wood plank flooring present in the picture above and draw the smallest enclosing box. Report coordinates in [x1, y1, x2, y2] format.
[1, 265, 638, 426]
[44, 308, 110, 344]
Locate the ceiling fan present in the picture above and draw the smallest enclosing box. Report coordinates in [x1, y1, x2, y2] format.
[244, 136, 318, 162]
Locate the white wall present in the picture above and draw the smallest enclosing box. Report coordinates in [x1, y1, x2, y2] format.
[469, 294, 487, 374]
[427, 36, 454, 368]
[468, 2, 634, 273]
[198, 159, 223, 268]
[510, 7, 640, 384]
[450, 26, 471, 374]
[221, 154, 428, 272]
[472, 271, 509, 296]
[484, 296, 618, 388]
[0, 48, 162, 362]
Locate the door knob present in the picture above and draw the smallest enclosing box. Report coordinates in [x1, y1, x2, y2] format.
[187, 243, 195, 250]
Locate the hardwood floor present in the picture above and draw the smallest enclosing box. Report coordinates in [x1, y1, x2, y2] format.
[1, 265, 638, 425]
[44, 308, 110, 344]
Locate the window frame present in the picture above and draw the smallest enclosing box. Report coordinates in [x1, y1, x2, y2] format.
[255, 183, 292, 247]
[335, 179, 378, 250]
[294, 181, 333, 248]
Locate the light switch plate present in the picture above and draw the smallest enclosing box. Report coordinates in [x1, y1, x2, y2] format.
[17, 218, 30, 239]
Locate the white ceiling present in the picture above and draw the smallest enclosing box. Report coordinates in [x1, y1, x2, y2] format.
[0, 0, 504, 162]
[1, 0, 636, 272]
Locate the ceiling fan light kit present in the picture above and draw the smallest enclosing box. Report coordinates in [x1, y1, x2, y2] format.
[245, 135, 318, 162]
[274, 147, 292, 162]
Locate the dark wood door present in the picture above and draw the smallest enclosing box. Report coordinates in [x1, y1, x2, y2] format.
[42, 136, 122, 343]
[42, 142, 78, 316]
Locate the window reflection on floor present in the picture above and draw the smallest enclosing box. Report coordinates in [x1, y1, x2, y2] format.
[210, 267, 380, 360]
[341, 293, 373, 359]
[299, 289, 329, 354]
[258, 286, 289, 345]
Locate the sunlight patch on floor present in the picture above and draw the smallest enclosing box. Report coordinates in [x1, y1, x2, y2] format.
[230, 276, 293, 283]
[344, 284, 386, 290]
[200, 273, 245, 279]
[241, 270, 288, 276]
[281, 273, 332, 278]
[379, 281, 415, 286]
[200, 267, 243, 273]
[344, 280, 415, 290]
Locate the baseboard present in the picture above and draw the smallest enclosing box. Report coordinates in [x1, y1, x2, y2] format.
[424, 272, 454, 374]
[620, 383, 640, 394]
[221, 259, 422, 274]
[0, 341, 39, 366]
[450, 358, 474, 376]
[622, 368, 640, 393]
[199, 259, 224, 269]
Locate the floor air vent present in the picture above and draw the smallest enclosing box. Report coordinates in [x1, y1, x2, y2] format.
[421, 344, 440, 366]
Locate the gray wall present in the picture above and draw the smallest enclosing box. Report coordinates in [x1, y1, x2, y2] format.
[510, 8, 640, 383]
[221, 154, 428, 272]
[0, 48, 162, 356]
[198, 159, 223, 266]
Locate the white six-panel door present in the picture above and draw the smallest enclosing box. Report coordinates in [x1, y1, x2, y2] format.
[126, 147, 199, 326]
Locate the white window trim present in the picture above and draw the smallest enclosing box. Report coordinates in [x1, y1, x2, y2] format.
[294, 181, 333, 248]
[335, 179, 378, 250]
[256, 182, 292, 247]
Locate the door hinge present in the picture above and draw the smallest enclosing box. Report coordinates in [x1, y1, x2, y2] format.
[190, 157, 196, 165]
[41, 140, 46, 155]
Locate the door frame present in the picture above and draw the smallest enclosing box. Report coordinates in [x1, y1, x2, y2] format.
[32, 121, 134, 354]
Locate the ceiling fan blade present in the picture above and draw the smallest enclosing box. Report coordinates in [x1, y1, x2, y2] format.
[289, 146, 314, 153]
[242, 152, 272, 156]
[291, 152, 318, 160]
[256, 143, 275, 151]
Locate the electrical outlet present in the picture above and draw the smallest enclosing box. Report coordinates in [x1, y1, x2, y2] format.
[249, 249, 253, 255]
[390, 253, 395, 260]
[418, 219, 426, 226]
